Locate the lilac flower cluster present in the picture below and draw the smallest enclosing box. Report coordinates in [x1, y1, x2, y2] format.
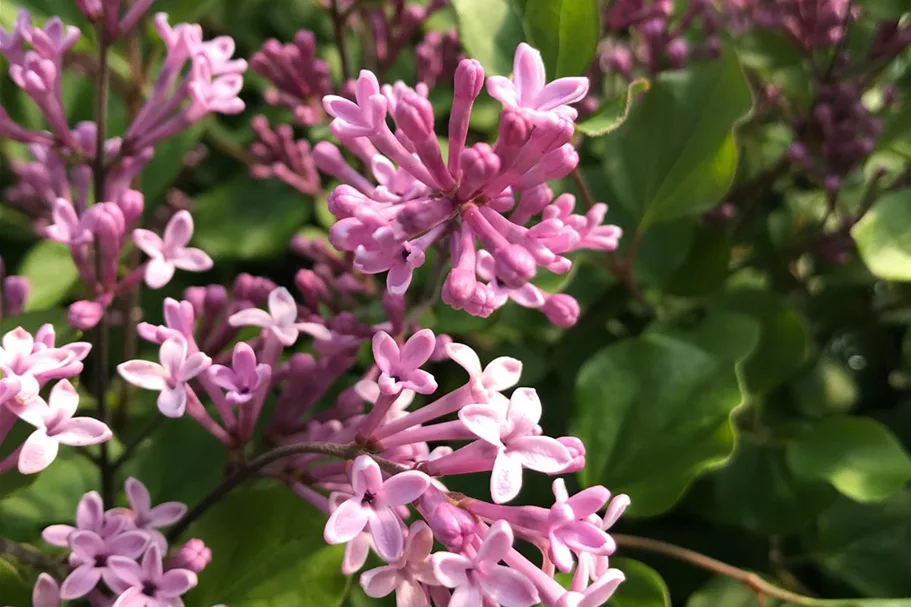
[416, 29, 462, 88]
[113, 277, 628, 606]
[724, 0, 851, 51]
[30, 479, 206, 607]
[316, 44, 621, 326]
[359, 0, 449, 74]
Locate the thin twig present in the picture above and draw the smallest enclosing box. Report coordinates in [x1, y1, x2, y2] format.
[330, 0, 351, 82]
[0, 537, 67, 579]
[571, 167, 597, 210]
[165, 442, 408, 542]
[614, 534, 818, 606]
[112, 416, 164, 470]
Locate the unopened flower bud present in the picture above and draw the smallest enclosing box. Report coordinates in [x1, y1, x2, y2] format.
[557, 436, 586, 473]
[2, 276, 30, 317]
[68, 300, 105, 331]
[494, 244, 537, 288]
[542, 294, 580, 328]
[170, 538, 212, 573]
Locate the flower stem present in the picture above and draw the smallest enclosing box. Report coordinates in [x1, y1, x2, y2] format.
[330, 0, 351, 82]
[613, 534, 819, 606]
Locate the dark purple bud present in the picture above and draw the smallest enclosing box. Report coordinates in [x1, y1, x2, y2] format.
[2, 276, 29, 317]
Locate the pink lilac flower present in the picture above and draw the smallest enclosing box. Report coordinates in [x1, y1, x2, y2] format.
[107, 544, 198, 607]
[60, 528, 149, 600]
[42, 491, 122, 548]
[459, 388, 572, 503]
[546, 480, 616, 572]
[117, 336, 212, 417]
[432, 520, 539, 607]
[0, 326, 76, 400]
[44, 198, 92, 245]
[373, 329, 437, 396]
[133, 210, 213, 289]
[359, 521, 441, 607]
[120, 477, 188, 549]
[324, 455, 431, 561]
[207, 342, 271, 406]
[169, 538, 213, 573]
[228, 286, 330, 347]
[13, 379, 112, 474]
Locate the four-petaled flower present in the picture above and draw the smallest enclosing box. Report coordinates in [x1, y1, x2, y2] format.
[117, 337, 212, 417]
[133, 210, 213, 289]
[432, 520, 539, 607]
[373, 329, 438, 396]
[324, 455, 431, 561]
[59, 529, 149, 600]
[42, 491, 123, 548]
[45, 198, 91, 245]
[108, 544, 198, 607]
[228, 286, 330, 347]
[546, 479, 615, 573]
[119, 477, 188, 550]
[445, 342, 522, 406]
[14, 379, 112, 474]
[360, 521, 441, 607]
[322, 70, 387, 137]
[486, 43, 589, 119]
[208, 342, 271, 405]
[0, 326, 74, 400]
[460, 387, 571, 503]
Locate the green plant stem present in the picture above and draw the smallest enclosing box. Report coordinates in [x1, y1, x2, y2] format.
[165, 442, 407, 542]
[0, 537, 68, 579]
[330, 0, 351, 82]
[614, 534, 819, 606]
[92, 21, 114, 507]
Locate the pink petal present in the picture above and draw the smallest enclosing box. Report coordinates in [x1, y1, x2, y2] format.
[2, 327, 34, 358]
[397, 580, 430, 607]
[602, 494, 631, 529]
[360, 565, 400, 598]
[179, 351, 211, 382]
[32, 572, 60, 607]
[272, 324, 299, 346]
[70, 531, 105, 558]
[477, 520, 513, 566]
[508, 435, 571, 474]
[163, 210, 194, 252]
[404, 521, 434, 563]
[227, 307, 274, 329]
[159, 337, 188, 378]
[295, 321, 332, 341]
[147, 502, 187, 527]
[48, 379, 79, 419]
[479, 565, 539, 607]
[117, 360, 167, 391]
[513, 43, 546, 105]
[445, 342, 482, 377]
[566, 486, 610, 519]
[106, 555, 143, 587]
[42, 524, 75, 547]
[133, 228, 164, 257]
[267, 287, 298, 326]
[559, 522, 614, 554]
[481, 357, 523, 392]
[352, 455, 383, 496]
[368, 507, 405, 561]
[142, 543, 164, 580]
[579, 569, 625, 607]
[399, 329, 436, 369]
[323, 95, 367, 124]
[535, 77, 589, 112]
[18, 429, 59, 474]
[509, 284, 546, 308]
[449, 583, 482, 607]
[9, 396, 50, 429]
[126, 477, 152, 514]
[111, 586, 143, 607]
[549, 533, 575, 572]
[342, 533, 372, 575]
[459, 405, 504, 447]
[158, 385, 187, 418]
[376, 471, 430, 508]
[431, 552, 472, 588]
[355, 70, 381, 106]
[60, 564, 102, 600]
[172, 247, 213, 272]
[76, 492, 103, 532]
[372, 331, 400, 374]
[109, 531, 150, 559]
[208, 365, 238, 391]
[62, 341, 91, 361]
[386, 263, 414, 296]
[505, 388, 542, 437]
[52, 417, 112, 446]
[401, 369, 438, 395]
[158, 569, 198, 597]
[486, 76, 518, 108]
[490, 450, 524, 504]
[145, 257, 176, 289]
[324, 498, 370, 544]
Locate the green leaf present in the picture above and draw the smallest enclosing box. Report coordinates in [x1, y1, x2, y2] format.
[711, 289, 810, 394]
[121, 414, 227, 507]
[600, 46, 752, 228]
[0, 454, 96, 541]
[663, 225, 732, 296]
[142, 119, 210, 207]
[192, 178, 310, 260]
[686, 577, 757, 607]
[572, 312, 758, 516]
[518, 0, 600, 78]
[852, 190, 911, 282]
[577, 79, 650, 137]
[17, 241, 79, 311]
[786, 416, 911, 504]
[451, 0, 525, 75]
[187, 485, 348, 607]
[609, 558, 670, 607]
[0, 557, 33, 607]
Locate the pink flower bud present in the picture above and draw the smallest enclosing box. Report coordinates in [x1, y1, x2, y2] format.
[295, 269, 331, 310]
[420, 491, 477, 552]
[557, 436, 586, 473]
[116, 189, 145, 227]
[442, 269, 477, 309]
[170, 538, 212, 573]
[68, 300, 105, 330]
[2, 276, 30, 317]
[542, 294, 580, 328]
[395, 91, 435, 142]
[494, 244, 537, 288]
[454, 59, 484, 100]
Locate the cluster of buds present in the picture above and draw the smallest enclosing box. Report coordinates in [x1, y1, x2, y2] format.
[0, 258, 30, 323]
[250, 30, 332, 125]
[416, 29, 462, 88]
[723, 0, 851, 52]
[0, 10, 246, 330]
[601, 0, 720, 77]
[357, 0, 449, 74]
[786, 79, 882, 190]
[115, 277, 629, 605]
[249, 115, 321, 195]
[29, 480, 209, 606]
[314, 44, 621, 327]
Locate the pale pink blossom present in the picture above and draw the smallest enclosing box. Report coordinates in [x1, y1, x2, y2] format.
[373, 329, 437, 396]
[107, 544, 198, 607]
[133, 210, 213, 289]
[117, 337, 211, 417]
[228, 286, 330, 347]
[60, 529, 149, 600]
[0, 326, 75, 400]
[360, 521, 440, 607]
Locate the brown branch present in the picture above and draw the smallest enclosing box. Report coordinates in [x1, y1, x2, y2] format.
[614, 534, 817, 606]
[0, 537, 68, 579]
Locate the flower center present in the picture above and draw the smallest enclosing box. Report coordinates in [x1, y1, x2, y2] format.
[142, 582, 158, 597]
[94, 555, 108, 568]
[362, 491, 376, 505]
